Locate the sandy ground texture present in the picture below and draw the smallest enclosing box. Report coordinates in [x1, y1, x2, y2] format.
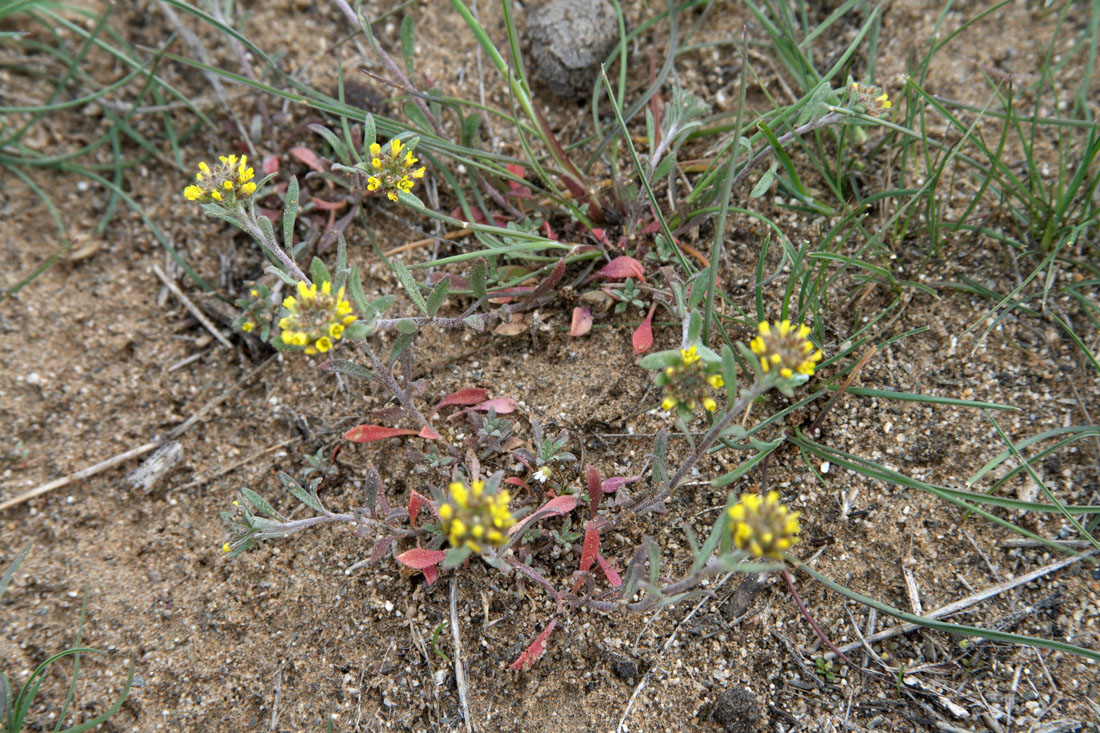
[2, 1, 1099, 731]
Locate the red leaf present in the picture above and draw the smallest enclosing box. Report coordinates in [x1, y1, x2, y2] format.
[422, 564, 439, 585]
[505, 164, 532, 199]
[596, 553, 622, 587]
[261, 154, 279, 176]
[289, 146, 326, 172]
[570, 307, 593, 337]
[344, 425, 419, 442]
[369, 537, 394, 564]
[585, 465, 602, 519]
[601, 475, 642, 493]
[632, 304, 656, 355]
[408, 490, 429, 526]
[504, 477, 528, 488]
[395, 548, 447, 570]
[596, 256, 646, 282]
[590, 227, 609, 245]
[542, 221, 559, 241]
[509, 618, 558, 671]
[473, 397, 518, 414]
[418, 425, 441, 440]
[572, 521, 601, 593]
[508, 494, 578, 536]
[431, 388, 489, 415]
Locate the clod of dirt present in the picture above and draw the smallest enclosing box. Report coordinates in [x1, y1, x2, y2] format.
[706, 686, 761, 733]
[526, 0, 619, 98]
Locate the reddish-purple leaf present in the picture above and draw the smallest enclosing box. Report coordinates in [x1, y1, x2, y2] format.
[596, 256, 646, 282]
[431, 388, 489, 416]
[369, 536, 394, 564]
[596, 553, 622, 587]
[344, 425, 419, 442]
[632, 304, 656, 355]
[473, 397, 518, 414]
[288, 146, 325, 172]
[505, 164, 532, 199]
[408, 490, 428, 526]
[261, 154, 279, 176]
[422, 564, 439, 585]
[508, 494, 578, 536]
[589, 227, 609, 245]
[542, 221, 559, 241]
[418, 425, 441, 440]
[572, 521, 601, 593]
[570, 307, 593, 337]
[585, 465, 602, 519]
[601, 475, 642, 493]
[509, 618, 558, 671]
[395, 548, 447, 570]
[504, 477, 528, 488]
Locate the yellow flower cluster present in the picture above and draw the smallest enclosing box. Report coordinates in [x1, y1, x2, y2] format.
[849, 82, 892, 116]
[184, 154, 257, 204]
[278, 280, 356, 354]
[438, 480, 515, 553]
[728, 491, 801, 559]
[658, 345, 724, 413]
[366, 138, 426, 202]
[749, 320, 823, 379]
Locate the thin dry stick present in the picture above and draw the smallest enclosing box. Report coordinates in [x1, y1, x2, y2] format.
[823, 549, 1097, 660]
[0, 356, 276, 512]
[153, 264, 234, 350]
[617, 572, 736, 732]
[0, 442, 159, 512]
[450, 578, 474, 733]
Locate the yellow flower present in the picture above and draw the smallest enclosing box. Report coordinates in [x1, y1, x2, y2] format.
[658, 344, 724, 415]
[365, 138, 427, 202]
[278, 279, 357, 355]
[241, 321, 255, 333]
[222, 542, 231, 553]
[184, 154, 257, 204]
[438, 480, 515, 553]
[727, 491, 800, 559]
[749, 320, 823, 380]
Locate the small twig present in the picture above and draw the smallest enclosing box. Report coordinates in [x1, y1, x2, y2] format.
[806, 345, 876, 435]
[823, 550, 1097, 659]
[0, 442, 159, 512]
[450, 578, 473, 733]
[153, 264, 234, 350]
[617, 572, 736, 732]
[782, 568, 863, 675]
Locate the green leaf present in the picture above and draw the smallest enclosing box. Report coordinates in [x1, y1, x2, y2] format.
[367, 294, 396, 318]
[469, 257, 487, 299]
[281, 472, 324, 513]
[400, 14, 416, 78]
[362, 113, 376, 153]
[0, 542, 32, 602]
[750, 159, 779, 198]
[322, 359, 377, 381]
[404, 101, 431, 133]
[308, 123, 348, 163]
[687, 311, 703, 343]
[347, 266, 370, 313]
[721, 344, 738, 404]
[395, 318, 419, 334]
[392, 259, 428, 314]
[652, 149, 677, 181]
[345, 322, 370, 340]
[310, 256, 331, 286]
[241, 488, 286, 522]
[638, 349, 683, 370]
[442, 545, 472, 569]
[389, 330, 417, 365]
[461, 113, 481, 146]
[283, 175, 299, 251]
[425, 274, 450, 316]
[712, 438, 785, 487]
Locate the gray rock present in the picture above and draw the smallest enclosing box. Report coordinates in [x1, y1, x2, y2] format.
[526, 0, 619, 98]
